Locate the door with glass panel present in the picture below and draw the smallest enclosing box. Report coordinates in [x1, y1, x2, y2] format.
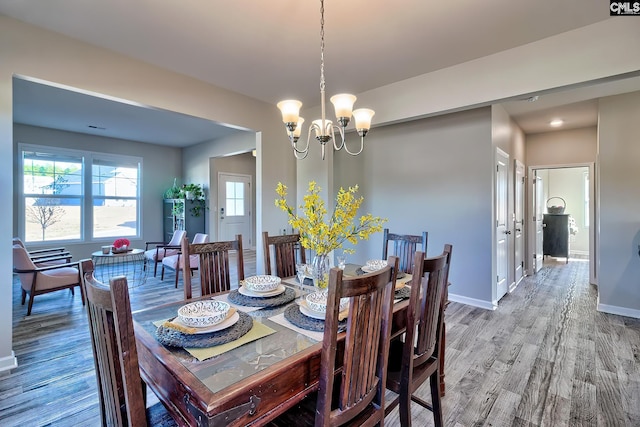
[217, 173, 252, 246]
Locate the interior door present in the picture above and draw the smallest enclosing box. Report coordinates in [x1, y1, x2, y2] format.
[533, 173, 544, 273]
[496, 149, 509, 301]
[514, 160, 525, 286]
[217, 173, 252, 246]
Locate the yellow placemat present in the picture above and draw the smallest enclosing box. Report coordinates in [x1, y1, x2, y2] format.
[186, 321, 276, 360]
[396, 273, 412, 289]
[152, 318, 277, 361]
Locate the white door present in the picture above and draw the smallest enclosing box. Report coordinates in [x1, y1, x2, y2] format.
[496, 149, 509, 301]
[218, 173, 252, 246]
[514, 160, 525, 286]
[533, 174, 544, 273]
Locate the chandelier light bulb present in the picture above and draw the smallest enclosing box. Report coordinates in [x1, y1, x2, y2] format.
[353, 108, 375, 134]
[292, 117, 305, 139]
[330, 94, 357, 121]
[277, 100, 302, 130]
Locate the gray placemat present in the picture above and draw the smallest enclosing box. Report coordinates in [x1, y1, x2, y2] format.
[228, 287, 296, 307]
[395, 287, 411, 300]
[154, 311, 253, 348]
[284, 304, 347, 332]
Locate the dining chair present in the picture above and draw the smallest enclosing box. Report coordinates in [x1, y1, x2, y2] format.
[80, 259, 177, 427]
[385, 246, 451, 427]
[160, 233, 209, 287]
[182, 234, 244, 299]
[268, 256, 399, 427]
[12, 244, 84, 316]
[262, 231, 306, 277]
[381, 228, 428, 274]
[438, 243, 453, 397]
[13, 237, 72, 266]
[144, 229, 186, 277]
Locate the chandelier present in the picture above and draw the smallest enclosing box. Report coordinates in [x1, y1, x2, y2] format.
[277, 0, 375, 160]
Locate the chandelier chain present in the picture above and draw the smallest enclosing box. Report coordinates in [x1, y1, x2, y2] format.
[319, 0, 325, 93]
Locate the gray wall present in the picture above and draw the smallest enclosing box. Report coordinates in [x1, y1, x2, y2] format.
[597, 90, 640, 316]
[182, 130, 257, 242]
[335, 108, 495, 306]
[527, 127, 597, 166]
[13, 123, 182, 260]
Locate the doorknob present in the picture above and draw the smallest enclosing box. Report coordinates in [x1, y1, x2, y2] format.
[505, 230, 512, 234]
[516, 228, 521, 232]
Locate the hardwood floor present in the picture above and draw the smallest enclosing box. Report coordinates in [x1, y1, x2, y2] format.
[2, 255, 638, 426]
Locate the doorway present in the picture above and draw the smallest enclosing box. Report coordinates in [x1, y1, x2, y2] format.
[528, 164, 595, 284]
[217, 172, 253, 246]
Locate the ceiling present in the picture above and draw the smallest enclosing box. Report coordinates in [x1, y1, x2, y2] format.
[4, 0, 639, 145]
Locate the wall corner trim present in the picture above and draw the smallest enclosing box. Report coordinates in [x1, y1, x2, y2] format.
[0, 351, 18, 373]
[597, 303, 640, 319]
[448, 293, 497, 311]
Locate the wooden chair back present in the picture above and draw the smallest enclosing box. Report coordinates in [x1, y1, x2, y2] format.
[381, 228, 428, 274]
[386, 248, 450, 426]
[315, 256, 399, 426]
[80, 259, 147, 427]
[410, 250, 448, 370]
[182, 234, 244, 299]
[262, 231, 306, 277]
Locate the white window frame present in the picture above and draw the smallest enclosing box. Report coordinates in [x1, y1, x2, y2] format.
[19, 143, 143, 244]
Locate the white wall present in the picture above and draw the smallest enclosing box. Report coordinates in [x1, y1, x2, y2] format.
[334, 108, 495, 307]
[597, 91, 640, 317]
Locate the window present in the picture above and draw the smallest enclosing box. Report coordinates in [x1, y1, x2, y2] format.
[225, 181, 245, 216]
[20, 144, 142, 243]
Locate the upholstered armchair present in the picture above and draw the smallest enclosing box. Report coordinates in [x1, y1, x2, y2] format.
[12, 237, 72, 266]
[144, 229, 186, 277]
[12, 244, 84, 316]
[161, 233, 209, 287]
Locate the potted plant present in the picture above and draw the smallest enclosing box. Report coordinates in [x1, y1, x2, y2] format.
[181, 183, 207, 217]
[163, 178, 182, 199]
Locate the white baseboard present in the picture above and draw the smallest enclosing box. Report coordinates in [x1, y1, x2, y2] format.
[0, 351, 18, 373]
[597, 302, 640, 319]
[448, 293, 497, 310]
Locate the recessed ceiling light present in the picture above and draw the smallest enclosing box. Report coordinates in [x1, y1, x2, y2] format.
[549, 119, 564, 127]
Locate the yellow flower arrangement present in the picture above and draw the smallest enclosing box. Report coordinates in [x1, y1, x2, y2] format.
[275, 181, 386, 256]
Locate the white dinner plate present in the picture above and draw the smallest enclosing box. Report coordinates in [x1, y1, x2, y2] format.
[172, 311, 239, 334]
[298, 300, 348, 321]
[238, 284, 286, 298]
[361, 265, 379, 273]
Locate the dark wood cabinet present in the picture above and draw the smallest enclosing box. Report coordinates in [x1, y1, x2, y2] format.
[543, 214, 569, 263]
[163, 199, 205, 242]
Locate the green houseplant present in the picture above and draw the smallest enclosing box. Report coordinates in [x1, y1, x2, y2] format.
[163, 181, 207, 217]
[181, 183, 206, 217]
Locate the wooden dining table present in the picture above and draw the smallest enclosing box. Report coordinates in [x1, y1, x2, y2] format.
[132, 265, 428, 426]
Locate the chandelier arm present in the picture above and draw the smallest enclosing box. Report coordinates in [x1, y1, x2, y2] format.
[290, 133, 310, 156]
[294, 146, 309, 160]
[332, 125, 345, 151]
[341, 135, 365, 156]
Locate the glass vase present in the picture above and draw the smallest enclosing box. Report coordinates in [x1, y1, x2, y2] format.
[312, 254, 330, 290]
